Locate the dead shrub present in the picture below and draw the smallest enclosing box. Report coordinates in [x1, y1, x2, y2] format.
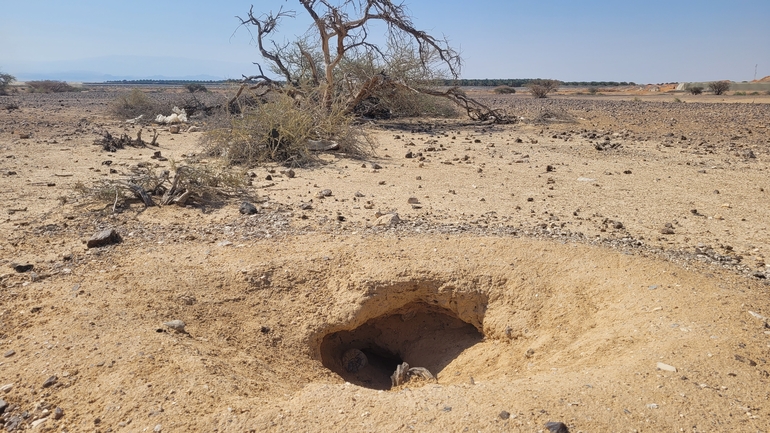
[527, 79, 560, 98]
[493, 86, 516, 94]
[75, 162, 247, 209]
[708, 80, 730, 95]
[688, 86, 704, 95]
[204, 88, 371, 167]
[27, 80, 81, 93]
[111, 89, 161, 120]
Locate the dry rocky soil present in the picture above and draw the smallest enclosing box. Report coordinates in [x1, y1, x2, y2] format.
[1, 87, 770, 432]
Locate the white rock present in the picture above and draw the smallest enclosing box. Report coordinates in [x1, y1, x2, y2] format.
[656, 362, 677, 372]
[31, 418, 48, 428]
[0, 383, 12, 393]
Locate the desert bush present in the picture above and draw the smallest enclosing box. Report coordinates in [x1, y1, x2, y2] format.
[527, 79, 560, 98]
[493, 85, 516, 94]
[688, 86, 703, 95]
[734, 91, 746, 96]
[708, 80, 730, 95]
[204, 88, 371, 167]
[0, 71, 15, 95]
[27, 80, 80, 93]
[111, 89, 169, 120]
[185, 83, 208, 93]
[361, 87, 458, 118]
[587, 86, 599, 95]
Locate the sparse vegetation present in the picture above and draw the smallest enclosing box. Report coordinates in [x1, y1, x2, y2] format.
[527, 79, 560, 98]
[587, 87, 599, 95]
[185, 83, 208, 93]
[688, 86, 703, 95]
[493, 86, 516, 94]
[205, 89, 370, 167]
[0, 71, 15, 95]
[110, 89, 166, 120]
[27, 80, 81, 93]
[734, 91, 747, 96]
[708, 80, 730, 95]
[75, 162, 247, 209]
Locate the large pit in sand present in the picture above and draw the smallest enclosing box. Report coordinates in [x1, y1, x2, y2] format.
[319, 301, 483, 389]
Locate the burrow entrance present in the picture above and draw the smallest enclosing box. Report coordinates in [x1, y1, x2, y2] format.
[319, 302, 483, 390]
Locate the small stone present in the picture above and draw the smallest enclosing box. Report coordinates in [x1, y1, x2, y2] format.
[12, 263, 33, 273]
[0, 399, 7, 414]
[154, 424, 162, 432]
[656, 362, 677, 372]
[342, 348, 367, 373]
[87, 228, 122, 248]
[169, 125, 180, 134]
[187, 126, 200, 133]
[646, 403, 659, 409]
[545, 421, 570, 433]
[407, 197, 420, 204]
[0, 384, 13, 393]
[405, 151, 413, 158]
[3, 350, 15, 358]
[317, 189, 332, 198]
[30, 418, 48, 428]
[499, 410, 510, 420]
[354, 191, 365, 198]
[5, 416, 21, 432]
[53, 407, 63, 420]
[371, 163, 382, 169]
[265, 174, 273, 180]
[613, 221, 624, 229]
[164, 320, 187, 333]
[42, 375, 57, 388]
[375, 213, 400, 227]
[751, 272, 766, 279]
[239, 202, 258, 215]
[661, 227, 675, 235]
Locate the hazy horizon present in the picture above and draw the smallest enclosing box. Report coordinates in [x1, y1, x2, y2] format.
[3, 0, 769, 84]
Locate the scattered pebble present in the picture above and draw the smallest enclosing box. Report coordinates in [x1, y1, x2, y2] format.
[656, 362, 677, 372]
[87, 228, 122, 248]
[239, 202, 258, 215]
[164, 320, 187, 333]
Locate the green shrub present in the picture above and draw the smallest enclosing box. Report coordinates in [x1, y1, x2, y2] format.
[734, 91, 746, 96]
[0, 71, 15, 95]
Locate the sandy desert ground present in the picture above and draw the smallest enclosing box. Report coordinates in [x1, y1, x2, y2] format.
[1, 87, 770, 432]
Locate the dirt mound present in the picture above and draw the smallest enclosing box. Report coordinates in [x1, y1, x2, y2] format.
[756, 75, 770, 82]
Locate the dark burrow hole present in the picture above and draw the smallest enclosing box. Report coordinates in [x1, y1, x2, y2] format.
[319, 302, 483, 390]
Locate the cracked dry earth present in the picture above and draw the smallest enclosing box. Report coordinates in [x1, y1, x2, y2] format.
[1, 88, 770, 432]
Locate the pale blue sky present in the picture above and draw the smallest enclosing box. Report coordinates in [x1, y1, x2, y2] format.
[2, 0, 768, 82]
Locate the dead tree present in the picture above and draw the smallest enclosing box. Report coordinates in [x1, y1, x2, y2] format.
[235, 0, 512, 123]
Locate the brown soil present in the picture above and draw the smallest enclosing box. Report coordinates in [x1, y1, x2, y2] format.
[1, 88, 770, 432]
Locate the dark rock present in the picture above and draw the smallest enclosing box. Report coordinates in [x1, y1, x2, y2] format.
[87, 229, 121, 248]
[265, 174, 272, 181]
[371, 163, 382, 170]
[12, 263, 33, 273]
[613, 221, 624, 229]
[42, 375, 57, 388]
[751, 272, 766, 279]
[545, 421, 570, 433]
[0, 399, 7, 414]
[661, 227, 675, 235]
[239, 202, 258, 215]
[53, 407, 64, 420]
[3, 350, 15, 358]
[498, 410, 510, 420]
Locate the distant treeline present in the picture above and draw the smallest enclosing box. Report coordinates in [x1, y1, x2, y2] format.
[103, 78, 638, 87]
[433, 79, 637, 87]
[103, 79, 240, 85]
